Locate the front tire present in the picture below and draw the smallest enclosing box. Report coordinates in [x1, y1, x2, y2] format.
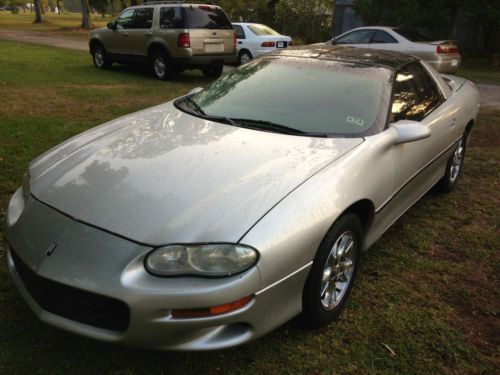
[201, 65, 223, 78]
[302, 213, 363, 328]
[92, 44, 111, 69]
[435, 133, 467, 193]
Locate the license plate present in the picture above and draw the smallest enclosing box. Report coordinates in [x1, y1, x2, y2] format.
[277, 41, 286, 48]
[205, 43, 224, 53]
[451, 59, 459, 67]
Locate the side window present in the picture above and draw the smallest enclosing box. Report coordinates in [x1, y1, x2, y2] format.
[371, 30, 398, 44]
[391, 62, 442, 122]
[336, 29, 375, 44]
[160, 7, 185, 29]
[233, 25, 245, 39]
[116, 9, 135, 30]
[133, 7, 154, 29]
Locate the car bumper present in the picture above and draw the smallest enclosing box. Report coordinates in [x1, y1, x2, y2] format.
[171, 54, 237, 68]
[4, 195, 309, 350]
[428, 55, 461, 74]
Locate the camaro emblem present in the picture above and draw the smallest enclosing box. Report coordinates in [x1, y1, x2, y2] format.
[46, 242, 58, 256]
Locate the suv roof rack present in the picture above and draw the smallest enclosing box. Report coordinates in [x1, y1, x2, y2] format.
[143, 1, 215, 5]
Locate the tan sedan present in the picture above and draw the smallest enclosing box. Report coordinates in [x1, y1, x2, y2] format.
[328, 26, 461, 73]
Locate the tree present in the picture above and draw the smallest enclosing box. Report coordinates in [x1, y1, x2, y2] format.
[462, 0, 500, 52]
[33, 0, 42, 22]
[274, 0, 332, 43]
[81, 0, 91, 28]
[90, 0, 108, 17]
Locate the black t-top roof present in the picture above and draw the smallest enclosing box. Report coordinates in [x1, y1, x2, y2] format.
[270, 45, 418, 70]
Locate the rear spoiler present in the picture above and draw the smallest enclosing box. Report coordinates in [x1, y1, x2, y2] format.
[441, 74, 466, 93]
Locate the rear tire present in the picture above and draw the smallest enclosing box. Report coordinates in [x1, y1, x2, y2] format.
[202, 65, 223, 78]
[92, 43, 111, 69]
[435, 133, 467, 193]
[301, 213, 363, 328]
[151, 50, 174, 81]
[238, 50, 253, 65]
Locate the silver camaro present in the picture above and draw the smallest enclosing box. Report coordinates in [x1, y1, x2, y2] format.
[4, 46, 479, 351]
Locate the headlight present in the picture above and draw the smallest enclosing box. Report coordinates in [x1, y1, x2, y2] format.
[145, 244, 258, 277]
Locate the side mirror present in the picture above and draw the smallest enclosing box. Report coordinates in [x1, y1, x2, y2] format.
[391, 120, 431, 144]
[330, 38, 337, 45]
[188, 87, 203, 95]
[107, 21, 117, 30]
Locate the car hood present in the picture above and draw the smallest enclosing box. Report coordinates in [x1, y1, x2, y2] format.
[29, 102, 363, 246]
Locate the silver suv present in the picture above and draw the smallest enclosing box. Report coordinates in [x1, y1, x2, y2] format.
[89, 1, 237, 80]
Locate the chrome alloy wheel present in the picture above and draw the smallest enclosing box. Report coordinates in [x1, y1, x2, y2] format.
[154, 57, 167, 79]
[94, 50, 104, 67]
[449, 137, 465, 183]
[320, 231, 356, 310]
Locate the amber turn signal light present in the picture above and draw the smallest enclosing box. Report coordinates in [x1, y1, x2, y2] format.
[171, 295, 253, 318]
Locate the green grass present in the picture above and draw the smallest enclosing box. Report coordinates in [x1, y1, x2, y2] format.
[0, 11, 113, 39]
[457, 56, 500, 83]
[0, 40, 499, 374]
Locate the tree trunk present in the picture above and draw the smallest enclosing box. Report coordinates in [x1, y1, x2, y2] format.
[131, 0, 137, 5]
[56, 0, 60, 14]
[81, 0, 91, 29]
[109, 0, 114, 16]
[33, 0, 42, 22]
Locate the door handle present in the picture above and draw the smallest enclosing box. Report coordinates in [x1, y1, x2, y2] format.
[238, 41, 242, 44]
[145, 32, 153, 36]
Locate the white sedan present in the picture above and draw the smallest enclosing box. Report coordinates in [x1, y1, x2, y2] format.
[328, 26, 461, 73]
[232, 22, 292, 65]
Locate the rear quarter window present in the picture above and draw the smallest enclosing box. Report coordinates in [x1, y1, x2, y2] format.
[185, 5, 232, 29]
[160, 7, 185, 29]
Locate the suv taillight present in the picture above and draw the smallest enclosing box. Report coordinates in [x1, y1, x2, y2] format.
[178, 33, 190, 48]
[436, 44, 458, 54]
[261, 41, 275, 47]
[234, 32, 237, 50]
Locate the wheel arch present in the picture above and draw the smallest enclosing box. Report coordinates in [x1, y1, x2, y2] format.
[147, 42, 171, 60]
[465, 119, 474, 136]
[89, 38, 105, 55]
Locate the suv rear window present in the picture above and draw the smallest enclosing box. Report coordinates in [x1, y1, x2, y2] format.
[185, 5, 232, 29]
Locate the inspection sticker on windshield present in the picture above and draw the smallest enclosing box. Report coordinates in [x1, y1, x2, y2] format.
[346, 116, 365, 127]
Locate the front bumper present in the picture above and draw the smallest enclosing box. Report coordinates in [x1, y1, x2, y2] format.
[4, 196, 309, 350]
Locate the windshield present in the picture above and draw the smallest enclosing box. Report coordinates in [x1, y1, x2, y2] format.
[248, 24, 280, 36]
[177, 57, 393, 137]
[394, 28, 431, 42]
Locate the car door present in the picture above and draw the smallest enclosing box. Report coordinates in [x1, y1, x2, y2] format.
[126, 7, 155, 57]
[368, 29, 400, 52]
[379, 61, 457, 227]
[109, 8, 136, 55]
[334, 29, 375, 48]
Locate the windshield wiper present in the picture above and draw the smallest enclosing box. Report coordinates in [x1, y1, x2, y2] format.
[180, 97, 237, 126]
[231, 118, 308, 135]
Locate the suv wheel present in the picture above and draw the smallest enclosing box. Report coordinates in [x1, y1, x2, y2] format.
[202, 65, 224, 78]
[92, 44, 111, 69]
[151, 51, 174, 81]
